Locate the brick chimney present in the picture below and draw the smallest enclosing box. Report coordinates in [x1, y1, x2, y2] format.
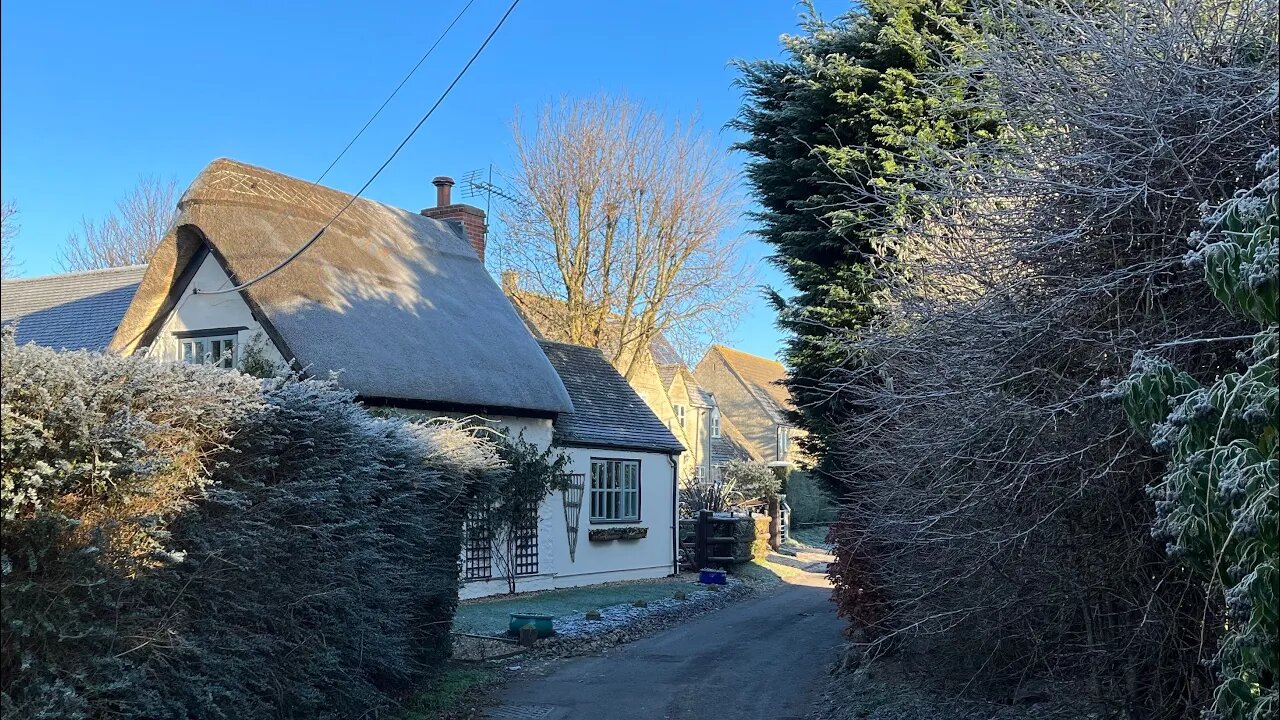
[421, 176, 487, 262]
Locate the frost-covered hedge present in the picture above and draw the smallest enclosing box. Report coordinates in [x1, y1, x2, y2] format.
[1, 333, 502, 719]
[1117, 154, 1278, 720]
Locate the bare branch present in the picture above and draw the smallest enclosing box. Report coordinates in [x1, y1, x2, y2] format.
[59, 176, 179, 271]
[494, 95, 755, 372]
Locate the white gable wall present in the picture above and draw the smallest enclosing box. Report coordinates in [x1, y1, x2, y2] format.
[149, 252, 288, 370]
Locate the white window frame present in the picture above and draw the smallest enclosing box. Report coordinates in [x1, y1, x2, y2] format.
[590, 458, 641, 523]
[674, 404, 687, 428]
[777, 426, 791, 461]
[710, 408, 721, 438]
[180, 334, 238, 369]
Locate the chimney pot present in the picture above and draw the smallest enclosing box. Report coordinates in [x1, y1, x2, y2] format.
[432, 176, 455, 207]
[421, 175, 486, 263]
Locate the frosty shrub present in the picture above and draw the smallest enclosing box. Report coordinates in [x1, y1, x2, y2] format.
[1116, 159, 1278, 720]
[783, 471, 835, 526]
[1, 332, 503, 719]
[681, 460, 778, 514]
[814, 0, 1276, 713]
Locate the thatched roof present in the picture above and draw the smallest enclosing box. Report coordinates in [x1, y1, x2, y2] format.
[111, 158, 572, 415]
[538, 340, 684, 454]
[2, 266, 147, 351]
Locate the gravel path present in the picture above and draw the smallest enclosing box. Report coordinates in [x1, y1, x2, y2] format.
[549, 578, 747, 637]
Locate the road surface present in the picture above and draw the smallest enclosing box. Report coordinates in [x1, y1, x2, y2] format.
[488, 556, 843, 720]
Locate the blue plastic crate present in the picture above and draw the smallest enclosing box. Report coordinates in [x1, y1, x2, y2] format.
[698, 568, 727, 585]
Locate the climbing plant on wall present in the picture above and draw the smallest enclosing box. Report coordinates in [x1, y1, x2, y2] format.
[1116, 151, 1278, 720]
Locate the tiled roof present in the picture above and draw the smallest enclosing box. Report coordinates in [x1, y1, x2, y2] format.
[648, 335, 683, 366]
[709, 345, 794, 425]
[539, 340, 685, 454]
[1, 266, 148, 351]
[711, 413, 757, 464]
[656, 363, 681, 389]
[682, 370, 716, 408]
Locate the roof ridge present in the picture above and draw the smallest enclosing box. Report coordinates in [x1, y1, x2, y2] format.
[715, 343, 785, 368]
[1, 264, 149, 284]
[536, 338, 605, 352]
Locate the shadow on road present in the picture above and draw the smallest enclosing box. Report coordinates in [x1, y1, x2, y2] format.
[488, 558, 842, 720]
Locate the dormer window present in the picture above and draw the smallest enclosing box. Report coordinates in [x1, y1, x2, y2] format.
[777, 425, 791, 461]
[175, 327, 245, 369]
[674, 404, 687, 428]
[710, 408, 721, 438]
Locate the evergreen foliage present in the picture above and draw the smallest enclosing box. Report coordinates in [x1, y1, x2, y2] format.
[731, 0, 992, 465]
[739, 0, 1276, 714]
[1117, 156, 1278, 720]
[1, 333, 502, 719]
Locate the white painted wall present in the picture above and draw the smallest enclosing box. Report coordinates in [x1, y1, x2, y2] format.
[149, 261, 676, 599]
[458, 444, 676, 599]
[549, 446, 677, 588]
[148, 252, 288, 371]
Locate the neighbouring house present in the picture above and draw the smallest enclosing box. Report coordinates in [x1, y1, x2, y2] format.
[1, 265, 148, 350]
[1, 158, 684, 598]
[503, 276, 754, 487]
[694, 344, 807, 470]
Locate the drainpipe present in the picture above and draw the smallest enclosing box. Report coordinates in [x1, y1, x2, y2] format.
[669, 453, 679, 575]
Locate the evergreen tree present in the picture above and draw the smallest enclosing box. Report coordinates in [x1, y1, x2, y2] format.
[732, 0, 990, 473]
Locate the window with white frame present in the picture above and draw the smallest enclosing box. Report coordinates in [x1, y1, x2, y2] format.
[777, 426, 791, 461]
[673, 404, 687, 428]
[590, 458, 640, 522]
[180, 335, 237, 369]
[710, 408, 721, 438]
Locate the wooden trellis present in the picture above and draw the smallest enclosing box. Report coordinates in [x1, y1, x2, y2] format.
[462, 506, 492, 580]
[514, 500, 540, 577]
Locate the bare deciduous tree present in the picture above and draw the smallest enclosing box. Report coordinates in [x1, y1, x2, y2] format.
[1, 201, 20, 278]
[59, 176, 178, 271]
[496, 95, 753, 376]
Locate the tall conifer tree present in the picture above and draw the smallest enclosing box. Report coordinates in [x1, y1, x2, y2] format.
[733, 0, 989, 473]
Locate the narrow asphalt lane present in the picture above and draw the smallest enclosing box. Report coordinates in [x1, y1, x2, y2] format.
[488, 560, 844, 720]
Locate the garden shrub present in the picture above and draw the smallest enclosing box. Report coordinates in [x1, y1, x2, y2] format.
[1116, 155, 1278, 720]
[783, 471, 835, 527]
[1, 333, 502, 719]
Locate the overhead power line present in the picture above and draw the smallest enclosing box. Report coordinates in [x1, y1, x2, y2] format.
[315, 0, 478, 185]
[195, 0, 522, 296]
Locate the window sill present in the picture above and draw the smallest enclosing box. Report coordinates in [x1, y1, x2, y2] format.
[588, 526, 649, 542]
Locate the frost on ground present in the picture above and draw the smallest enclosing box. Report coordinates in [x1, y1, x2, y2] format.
[808, 658, 1118, 720]
[551, 577, 747, 637]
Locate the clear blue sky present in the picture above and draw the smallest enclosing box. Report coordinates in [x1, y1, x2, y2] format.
[1, 0, 845, 361]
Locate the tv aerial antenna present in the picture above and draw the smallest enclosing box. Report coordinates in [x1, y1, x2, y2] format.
[462, 165, 526, 217]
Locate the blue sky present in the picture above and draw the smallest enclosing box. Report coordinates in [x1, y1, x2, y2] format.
[1, 0, 845, 361]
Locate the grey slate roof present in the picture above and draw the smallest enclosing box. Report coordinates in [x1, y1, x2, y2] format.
[111, 158, 572, 415]
[539, 340, 685, 455]
[656, 363, 680, 389]
[1, 266, 148, 351]
[648, 335, 684, 366]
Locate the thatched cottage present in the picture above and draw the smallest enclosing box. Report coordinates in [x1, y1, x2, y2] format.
[1, 158, 685, 598]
